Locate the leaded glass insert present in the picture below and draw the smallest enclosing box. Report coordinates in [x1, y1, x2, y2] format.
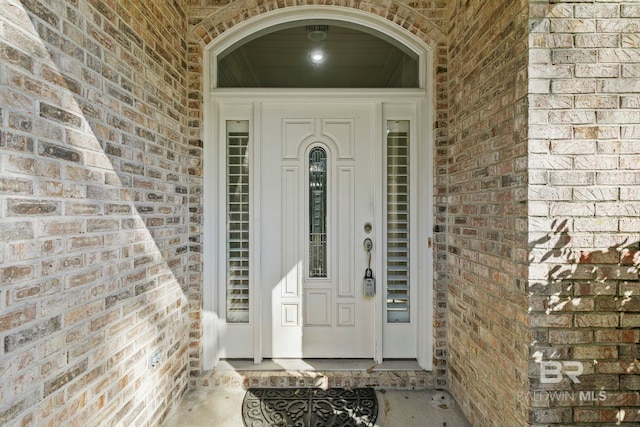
[227, 121, 250, 323]
[309, 147, 328, 278]
[386, 121, 410, 323]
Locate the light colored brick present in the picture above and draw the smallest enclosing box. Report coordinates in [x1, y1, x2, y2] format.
[549, 202, 595, 216]
[553, 48, 598, 64]
[573, 155, 618, 170]
[621, 124, 640, 138]
[575, 63, 619, 78]
[530, 94, 572, 109]
[595, 204, 640, 221]
[1, 217, 32, 240]
[529, 64, 573, 79]
[549, 110, 595, 124]
[623, 63, 640, 77]
[575, 34, 620, 48]
[551, 79, 596, 94]
[577, 4, 619, 19]
[548, 171, 594, 186]
[529, 124, 572, 139]
[551, 19, 596, 33]
[621, 94, 640, 108]
[597, 110, 640, 124]
[597, 19, 640, 33]
[573, 217, 618, 232]
[601, 47, 640, 62]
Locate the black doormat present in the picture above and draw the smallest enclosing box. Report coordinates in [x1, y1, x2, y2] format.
[242, 387, 378, 427]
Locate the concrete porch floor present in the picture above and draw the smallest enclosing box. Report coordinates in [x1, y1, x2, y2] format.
[162, 360, 471, 427]
[162, 388, 471, 427]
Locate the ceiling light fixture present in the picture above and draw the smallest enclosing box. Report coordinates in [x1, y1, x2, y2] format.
[309, 50, 326, 65]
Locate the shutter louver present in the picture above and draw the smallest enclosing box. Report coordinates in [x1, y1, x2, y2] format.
[387, 124, 410, 323]
[227, 124, 250, 323]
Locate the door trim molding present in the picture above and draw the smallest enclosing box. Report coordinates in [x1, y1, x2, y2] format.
[202, 6, 434, 371]
[205, 6, 431, 91]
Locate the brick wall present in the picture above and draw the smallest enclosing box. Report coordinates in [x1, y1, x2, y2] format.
[186, 0, 450, 385]
[446, 0, 531, 425]
[528, 1, 640, 424]
[3, 0, 636, 425]
[0, 0, 190, 425]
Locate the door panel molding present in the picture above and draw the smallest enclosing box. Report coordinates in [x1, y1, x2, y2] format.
[322, 119, 356, 159]
[337, 166, 355, 298]
[281, 166, 300, 298]
[282, 119, 315, 160]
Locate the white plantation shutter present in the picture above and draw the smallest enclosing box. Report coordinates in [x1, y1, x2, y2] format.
[387, 121, 410, 323]
[226, 121, 250, 323]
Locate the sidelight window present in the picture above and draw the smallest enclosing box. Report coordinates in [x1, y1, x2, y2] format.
[226, 121, 250, 323]
[386, 121, 410, 323]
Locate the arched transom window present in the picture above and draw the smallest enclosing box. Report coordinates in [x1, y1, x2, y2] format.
[215, 20, 420, 88]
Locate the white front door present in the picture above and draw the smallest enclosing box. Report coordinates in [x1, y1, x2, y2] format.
[208, 97, 430, 366]
[260, 103, 377, 358]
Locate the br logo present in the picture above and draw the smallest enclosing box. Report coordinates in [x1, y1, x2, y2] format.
[539, 361, 583, 384]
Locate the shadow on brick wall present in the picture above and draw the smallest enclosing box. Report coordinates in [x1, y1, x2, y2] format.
[527, 220, 640, 424]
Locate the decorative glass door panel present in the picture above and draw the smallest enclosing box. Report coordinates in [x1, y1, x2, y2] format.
[308, 147, 328, 279]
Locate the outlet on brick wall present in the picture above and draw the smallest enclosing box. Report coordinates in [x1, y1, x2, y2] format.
[149, 349, 162, 369]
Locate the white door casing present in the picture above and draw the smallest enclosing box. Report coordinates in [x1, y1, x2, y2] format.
[201, 6, 434, 370]
[208, 97, 431, 365]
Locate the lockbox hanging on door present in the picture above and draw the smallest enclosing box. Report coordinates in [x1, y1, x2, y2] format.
[364, 267, 376, 297]
[363, 238, 375, 297]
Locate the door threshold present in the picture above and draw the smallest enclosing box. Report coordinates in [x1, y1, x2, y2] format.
[215, 358, 422, 372]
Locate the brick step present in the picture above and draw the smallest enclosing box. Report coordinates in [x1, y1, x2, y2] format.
[200, 360, 437, 390]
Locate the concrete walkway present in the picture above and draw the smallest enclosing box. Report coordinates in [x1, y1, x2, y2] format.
[162, 387, 471, 427]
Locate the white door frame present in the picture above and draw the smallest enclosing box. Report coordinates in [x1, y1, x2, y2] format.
[201, 6, 434, 371]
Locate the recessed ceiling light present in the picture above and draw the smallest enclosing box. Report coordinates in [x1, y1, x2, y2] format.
[309, 50, 326, 64]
